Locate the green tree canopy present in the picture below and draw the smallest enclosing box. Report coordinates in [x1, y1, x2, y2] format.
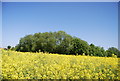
[15, 31, 120, 57]
[106, 47, 120, 57]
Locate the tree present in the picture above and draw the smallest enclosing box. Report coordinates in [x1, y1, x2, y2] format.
[15, 31, 74, 54]
[56, 33, 73, 54]
[7, 46, 11, 50]
[71, 37, 89, 55]
[89, 44, 106, 57]
[15, 31, 119, 57]
[89, 43, 96, 56]
[106, 47, 120, 57]
[16, 35, 33, 52]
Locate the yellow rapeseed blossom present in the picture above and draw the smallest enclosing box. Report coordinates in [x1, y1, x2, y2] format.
[1, 50, 119, 79]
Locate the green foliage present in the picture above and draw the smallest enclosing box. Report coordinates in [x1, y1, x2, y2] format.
[89, 44, 106, 57]
[112, 54, 117, 58]
[106, 47, 120, 57]
[71, 37, 89, 55]
[15, 31, 76, 55]
[15, 31, 120, 57]
[7, 45, 11, 49]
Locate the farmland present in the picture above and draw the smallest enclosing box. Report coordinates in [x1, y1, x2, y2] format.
[1, 50, 120, 79]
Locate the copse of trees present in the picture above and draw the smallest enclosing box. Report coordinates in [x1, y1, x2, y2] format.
[14, 31, 120, 57]
[106, 47, 120, 57]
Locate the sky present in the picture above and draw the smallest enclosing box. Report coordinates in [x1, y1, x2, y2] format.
[119, 2, 120, 51]
[0, 2, 2, 48]
[2, 0, 120, 2]
[2, 2, 118, 50]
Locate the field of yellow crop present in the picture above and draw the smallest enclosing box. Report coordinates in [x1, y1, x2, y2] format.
[1, 50, 120, 79]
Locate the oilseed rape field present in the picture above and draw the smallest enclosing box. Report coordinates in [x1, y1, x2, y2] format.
[1, 50, 120, 79]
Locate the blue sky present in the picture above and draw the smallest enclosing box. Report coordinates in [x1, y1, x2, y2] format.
[2, 2, 118, 50]
[0, 2, 2, 48]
